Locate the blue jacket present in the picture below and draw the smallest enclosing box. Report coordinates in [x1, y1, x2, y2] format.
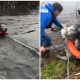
[40, 3, 62, 32]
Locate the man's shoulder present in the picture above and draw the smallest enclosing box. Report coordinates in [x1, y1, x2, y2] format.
[40, 5, 49, 13]
[40, 8, 52, 20]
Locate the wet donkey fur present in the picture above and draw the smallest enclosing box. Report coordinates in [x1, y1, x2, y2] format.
[0, 24, 7, 33]
[74, 24, 80, 50]
[57, 23, 80, 60]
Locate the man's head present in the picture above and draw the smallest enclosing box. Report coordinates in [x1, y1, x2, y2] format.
[53, 2, 63, 17]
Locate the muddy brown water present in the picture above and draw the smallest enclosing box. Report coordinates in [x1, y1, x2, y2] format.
[0, 37, 39, 79]
[0, 13, 39, 79]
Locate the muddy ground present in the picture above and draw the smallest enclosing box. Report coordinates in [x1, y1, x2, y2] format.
[41, 30, 80, 79]
[0, 12, 39, 79]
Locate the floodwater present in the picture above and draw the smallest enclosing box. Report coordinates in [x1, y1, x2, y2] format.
[41, 1, 78, 25]
[0, 11, 39, 79]
[59, 1, 77, 25]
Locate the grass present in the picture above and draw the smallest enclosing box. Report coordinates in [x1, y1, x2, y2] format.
[41, 59, 76, 79]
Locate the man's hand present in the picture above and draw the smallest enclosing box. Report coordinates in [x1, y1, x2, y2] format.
[40, 47, 47, 53]
[62, 23, 67, 29]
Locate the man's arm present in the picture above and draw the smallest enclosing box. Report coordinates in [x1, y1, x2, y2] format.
[53, 17, 63, 29]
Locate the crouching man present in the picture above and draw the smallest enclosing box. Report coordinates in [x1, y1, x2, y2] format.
[40, 2, 65, 55]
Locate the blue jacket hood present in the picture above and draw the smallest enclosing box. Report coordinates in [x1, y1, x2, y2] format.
[45, 3, 55, 16]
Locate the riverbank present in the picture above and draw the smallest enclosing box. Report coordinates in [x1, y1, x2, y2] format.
[41, 1, 80, 79]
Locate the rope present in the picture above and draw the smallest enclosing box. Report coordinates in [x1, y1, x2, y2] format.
[65, 29, 70, 79]
[7, 35, 39, 56]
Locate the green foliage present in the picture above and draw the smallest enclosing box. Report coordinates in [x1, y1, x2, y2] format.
[41, 59, 76, 79]
[41, 59, 67, 79]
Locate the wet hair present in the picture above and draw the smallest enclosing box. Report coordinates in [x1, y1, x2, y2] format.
[53, 2, 63, 12]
